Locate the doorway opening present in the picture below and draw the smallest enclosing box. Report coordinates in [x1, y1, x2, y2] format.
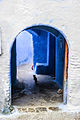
[10, 25, 69, 108]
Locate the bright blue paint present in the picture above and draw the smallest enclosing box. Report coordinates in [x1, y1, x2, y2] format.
[55, 35, 65, 88]
[10, 25, 66, 90]
[31, 31, 50, 75]
[25, 25, 59, 37]
[31, 29, 56, 76]
[32, 29, 48, 68]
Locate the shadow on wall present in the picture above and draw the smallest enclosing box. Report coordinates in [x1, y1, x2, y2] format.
[16, 31, 33, 66]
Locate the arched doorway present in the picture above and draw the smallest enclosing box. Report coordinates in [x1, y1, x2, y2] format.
[10, 25, 69, 106]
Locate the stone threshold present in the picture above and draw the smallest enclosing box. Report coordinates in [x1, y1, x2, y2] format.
[17, 106, 61, 113]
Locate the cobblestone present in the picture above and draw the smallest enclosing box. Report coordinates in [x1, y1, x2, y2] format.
[35, 107, 47, 112]
[28, 108, 35, 112]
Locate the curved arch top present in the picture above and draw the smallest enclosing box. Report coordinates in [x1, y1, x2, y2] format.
[24, 25, 63, 38]
[14, 24, 69, 49]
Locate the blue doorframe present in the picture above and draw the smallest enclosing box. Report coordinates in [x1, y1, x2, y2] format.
[49, 33, 55, 76]
[55, 35, 65, 88]
[10, 39, 17, 96]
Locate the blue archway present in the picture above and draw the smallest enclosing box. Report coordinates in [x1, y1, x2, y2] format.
[10, 25, 68, 102]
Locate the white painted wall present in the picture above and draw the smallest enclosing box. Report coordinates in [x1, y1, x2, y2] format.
[0, 28, 1, 55]
[0, 0, 80, 112]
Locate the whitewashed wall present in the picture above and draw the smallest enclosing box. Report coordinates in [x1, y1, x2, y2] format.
[0, 28, 1, 55]
[0, 0, 80, 111]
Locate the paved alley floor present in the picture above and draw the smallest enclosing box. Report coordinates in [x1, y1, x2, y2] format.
[13, 64, 62, 108]
[0, 64, 80, 120]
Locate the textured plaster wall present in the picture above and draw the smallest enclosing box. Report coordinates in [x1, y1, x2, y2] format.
[33, 30, 48, 72]
[33, 30, 55, 76]
[0, 0, 80, 111]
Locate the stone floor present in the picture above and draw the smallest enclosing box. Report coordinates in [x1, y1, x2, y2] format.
[1, 108, 80, 120]
[0, 64, 80, 120]
[13, 64, 62, 108]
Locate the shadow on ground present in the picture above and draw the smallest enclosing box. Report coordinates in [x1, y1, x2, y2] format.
[12, 64, 63, 108]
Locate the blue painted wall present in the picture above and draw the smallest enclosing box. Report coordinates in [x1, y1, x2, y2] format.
[16, 31, 33, 66]
[55, 35, 65, 88]
[32, 29, 55, 76]
[32, 29, 65, 88]
[49, 34, 55, 76]
[11, 28, 65, 89]
[32, 29, 48, 68]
